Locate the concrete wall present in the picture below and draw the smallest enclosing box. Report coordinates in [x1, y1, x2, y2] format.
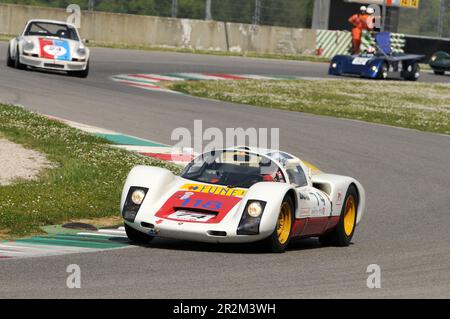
[226, 23, 316, 54]
[0, 3, 316, 55]
[80, 11, 228, 51]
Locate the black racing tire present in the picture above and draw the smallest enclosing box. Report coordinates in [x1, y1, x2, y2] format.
[124, 223, 154, 244]
[433, 70, 445, 76]
[14, 46, 26, 70]
[262, 195, 295, 253]
[6, 45, 14, 67]
[377, 63, 388, 80]
[403, 63, 420, 81]
[319, 185, 358, 247]
[71, 62, 89, 78]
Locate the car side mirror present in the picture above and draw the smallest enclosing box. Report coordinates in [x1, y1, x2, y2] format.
[82, 38, 89, 44]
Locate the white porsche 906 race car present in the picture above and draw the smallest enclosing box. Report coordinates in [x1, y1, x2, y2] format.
[7, 19, 90, 78]
[121, 148, 366, 253]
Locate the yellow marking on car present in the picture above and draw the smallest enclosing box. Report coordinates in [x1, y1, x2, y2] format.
[180, 184, 247, 197]
[302, 160, 322, 175]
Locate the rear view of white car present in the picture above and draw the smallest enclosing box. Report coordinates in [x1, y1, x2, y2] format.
[7, 19, 90, 78]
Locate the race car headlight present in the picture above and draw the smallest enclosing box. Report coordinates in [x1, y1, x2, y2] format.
[431, 56, 437, 62]
[76, 47, 87, 57]
[131, 189, 146, 205]
[247, 201, 263, 218]
[122, 187, 149, 222]
[332, 63, 337, 68]
[237, 200, 266, 235]
[371, 66, 378, 72]
[24, 40, 34, 51]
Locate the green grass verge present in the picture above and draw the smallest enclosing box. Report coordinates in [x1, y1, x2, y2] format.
[0, 104, 182, 237]
[1, 33, 329, 63]
[89, 41, 331, 63]
[170, 79, 450, 135]
[0, 34, 14, 42]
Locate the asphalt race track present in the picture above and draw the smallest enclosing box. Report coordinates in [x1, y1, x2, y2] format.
[0, 42, 449, 298]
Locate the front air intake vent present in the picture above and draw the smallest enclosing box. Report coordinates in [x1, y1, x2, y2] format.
[141, 222, 155, 229]
[207, 231, 227, 237]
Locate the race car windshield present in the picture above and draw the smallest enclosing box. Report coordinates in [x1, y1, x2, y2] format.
[24, 22, 79, 41]
[181, 150, 285, 188]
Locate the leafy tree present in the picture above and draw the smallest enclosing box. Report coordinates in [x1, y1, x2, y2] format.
[398, 0, 449, 37]
[1, 0, 314, 28]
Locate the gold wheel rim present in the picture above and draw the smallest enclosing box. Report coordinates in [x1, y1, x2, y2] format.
[344, 196, 356, 237]
[277, 202, 292, 245]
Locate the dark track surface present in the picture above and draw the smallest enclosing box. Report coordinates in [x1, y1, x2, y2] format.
[0, 43, 449, 298]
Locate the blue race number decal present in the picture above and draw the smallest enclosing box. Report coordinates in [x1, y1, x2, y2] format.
[181, 199, 222, 210]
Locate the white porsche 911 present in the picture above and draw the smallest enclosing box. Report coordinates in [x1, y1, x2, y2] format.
[121, 148, 366, 253]
[7, 19, 90, 78]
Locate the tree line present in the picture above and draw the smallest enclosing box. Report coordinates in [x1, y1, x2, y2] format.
[2, 0, 314, 28]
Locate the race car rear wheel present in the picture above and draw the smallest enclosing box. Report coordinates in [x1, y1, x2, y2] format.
[6, 45, 14, 67]
[14, 46, 26, 70]
[433, 70, 445, 75]
[263, 195, 294, 253]
[124, 223, 154, 244]
[402, 62, 420, 81]
[319, 185, 358, 247]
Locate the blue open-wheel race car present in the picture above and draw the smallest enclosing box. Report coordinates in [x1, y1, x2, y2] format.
[329, 32, 425, 81]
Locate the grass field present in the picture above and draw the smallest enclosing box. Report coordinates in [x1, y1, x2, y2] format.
[170, 79, 450, 135]
[90, 41, 331, 63]
[0, 104, 181, 238]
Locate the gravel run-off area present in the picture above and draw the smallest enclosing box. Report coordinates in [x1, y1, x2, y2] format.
[0, 138, 53, 186]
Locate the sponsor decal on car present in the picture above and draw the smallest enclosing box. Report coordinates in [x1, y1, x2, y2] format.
[39, 38, 71, 61]
[337, 191, 343, 205]
[180, 183, 247, 198]
[299, 192, 310, 200]
[168, 210, 216, 223]
[352, 57, 371, 65]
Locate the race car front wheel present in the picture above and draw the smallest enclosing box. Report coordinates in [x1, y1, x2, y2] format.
[377, 63, 388, 80]
[6, 45, 14, 67]
[263, 195, 294, 253]
[71, 62, 89, 78]
[319, 185, 358, 247]
[14, 47, 26, 70]
[125, 223, 154, 245]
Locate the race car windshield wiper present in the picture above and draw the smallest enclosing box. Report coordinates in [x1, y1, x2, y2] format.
[227, 184, 245, 189]
[226, 182, 252, 189]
